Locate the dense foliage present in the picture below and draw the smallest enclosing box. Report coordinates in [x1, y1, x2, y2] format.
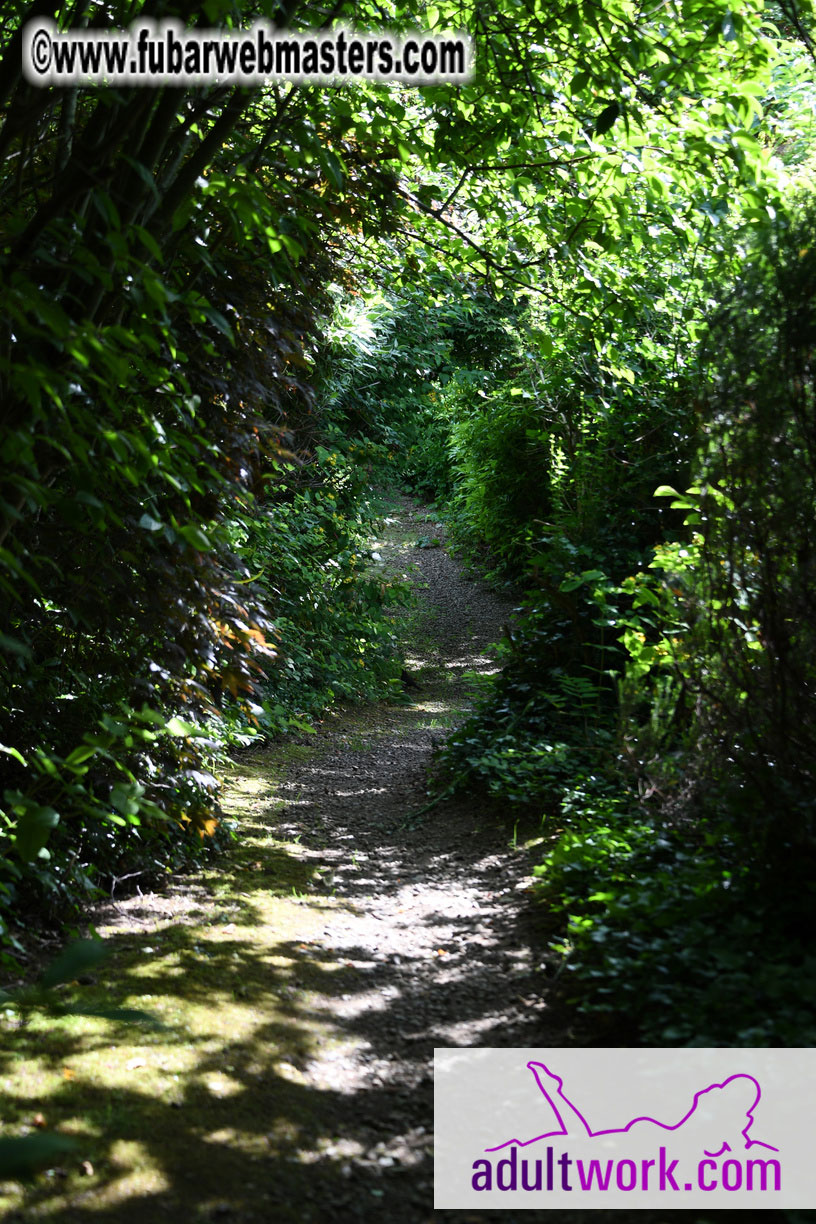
[2, 0, 815, 1055]
[316, 8, 816, 1044]
[0, 0, 414, 949]
[433, 130, 816, 1042]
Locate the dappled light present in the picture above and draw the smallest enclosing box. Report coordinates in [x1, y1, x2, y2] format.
[2, 0, 816, 1218]
[0, 502, 566, 1220]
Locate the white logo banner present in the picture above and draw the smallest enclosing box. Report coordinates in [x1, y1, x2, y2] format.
[435, 1047, 815, 1209]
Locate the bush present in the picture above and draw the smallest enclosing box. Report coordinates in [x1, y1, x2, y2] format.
[227, 440, 411, 731]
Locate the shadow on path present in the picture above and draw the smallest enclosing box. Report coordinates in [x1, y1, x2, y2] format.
[4, 500, 781, 1224]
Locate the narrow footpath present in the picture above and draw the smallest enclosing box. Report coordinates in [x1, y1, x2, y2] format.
[2, 499, 571, 1224]
[212, 498, 571, 1221]
[222, 499, 572, 1218]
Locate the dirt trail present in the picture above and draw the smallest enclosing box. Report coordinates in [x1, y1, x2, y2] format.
[1, 497, 571, 1224]
[216, 497, 571, 1219]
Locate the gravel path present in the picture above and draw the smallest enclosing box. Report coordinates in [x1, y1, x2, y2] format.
[21, 497, 574, 1224]
[223, 497, 572, 1220]
[4, 498, 747, 1224]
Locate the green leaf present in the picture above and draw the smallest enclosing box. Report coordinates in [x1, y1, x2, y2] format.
[0, 744, 26, 768]
[595, 101, 620, 136]
[14, 804, 60, 863]
[58, 1004, 164, 1026]
[109, 782, 142, 817]
[164, 716, 202, 737]
[721, 11, 737, 41]
[176, 524, 211, 551]
[0, 1135, 79, 1179]
[0, 632, 33, 660]
[121, 156, 160, 204]
[39, 939, 107, 989]
[64, 744, 97, 769]
[321, 150, 345, 191]
[133, 225, 163, 261]
[138, 513, 163, 532]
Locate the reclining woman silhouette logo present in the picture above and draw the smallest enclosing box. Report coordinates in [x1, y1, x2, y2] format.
[487, 1061, 779, 1158]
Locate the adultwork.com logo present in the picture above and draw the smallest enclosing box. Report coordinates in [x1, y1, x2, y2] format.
[434, 1049, 811, 1210]
[474, 1061, 780, 1195]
